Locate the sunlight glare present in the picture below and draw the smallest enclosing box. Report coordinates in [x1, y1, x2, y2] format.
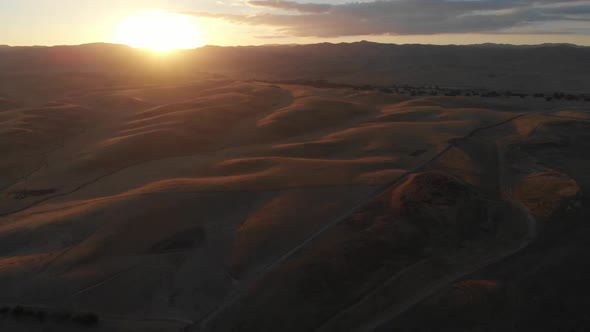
[115, 10, 203, 52]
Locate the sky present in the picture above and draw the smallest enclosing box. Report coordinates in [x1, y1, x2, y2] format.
[2, 0, 590, 47]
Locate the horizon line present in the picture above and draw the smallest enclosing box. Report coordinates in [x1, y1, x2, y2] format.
[2, 40, 590, 50]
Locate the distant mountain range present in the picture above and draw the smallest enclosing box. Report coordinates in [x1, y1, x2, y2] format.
[1, 41, 589, 92]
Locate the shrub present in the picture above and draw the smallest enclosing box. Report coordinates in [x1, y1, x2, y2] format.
[21, 307, 35, 317]
[483, 91, 500, 98]
[11, 305, 24, 316]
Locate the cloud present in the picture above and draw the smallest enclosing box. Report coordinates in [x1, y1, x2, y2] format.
[181, 0, 590, 37]
[249, 0, 332, 13]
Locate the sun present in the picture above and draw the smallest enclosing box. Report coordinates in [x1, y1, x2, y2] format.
[115, 10, 204, 52]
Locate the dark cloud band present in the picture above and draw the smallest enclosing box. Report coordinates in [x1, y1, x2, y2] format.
[182, 0, 590, 37]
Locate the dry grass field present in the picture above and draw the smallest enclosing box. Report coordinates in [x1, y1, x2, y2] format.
[0, 43, 588, 331]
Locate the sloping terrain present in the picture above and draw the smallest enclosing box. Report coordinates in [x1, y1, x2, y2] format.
[190, 42, 590, 92]
[0, 45, 588, 332]
[2, 42, 590, 93]
[383, 116, 590, 332]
